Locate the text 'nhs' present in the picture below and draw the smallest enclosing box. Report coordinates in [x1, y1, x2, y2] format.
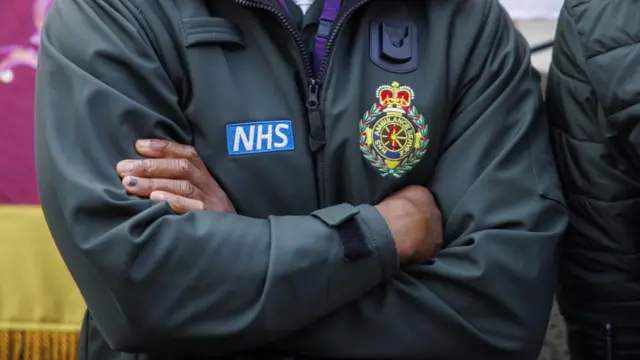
[226, 120, 295, 156]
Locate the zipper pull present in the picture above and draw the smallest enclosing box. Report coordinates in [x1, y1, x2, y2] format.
[307, 79, 319, 109]
[306, 79, 325, 152]
[605, 322, 614, 360]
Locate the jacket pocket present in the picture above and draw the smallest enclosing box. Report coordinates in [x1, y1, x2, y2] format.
[180, 17, 245, 49]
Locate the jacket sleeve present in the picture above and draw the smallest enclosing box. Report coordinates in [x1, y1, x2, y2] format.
[270, 2, 567, 359]
[34, 0, 398, 355]
[546, 3, 640, 350]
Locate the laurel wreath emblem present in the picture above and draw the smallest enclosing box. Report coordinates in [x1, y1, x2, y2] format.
[359, 104, 430, 178]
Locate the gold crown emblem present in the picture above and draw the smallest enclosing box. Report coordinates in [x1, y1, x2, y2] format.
[376, 82, 415, 108]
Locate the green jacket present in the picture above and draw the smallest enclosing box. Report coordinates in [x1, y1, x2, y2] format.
[35, 0, 567, 359]
[547, 0, 640, 358]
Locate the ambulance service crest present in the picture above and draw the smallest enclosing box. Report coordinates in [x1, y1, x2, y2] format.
[359, 82, 429, 178]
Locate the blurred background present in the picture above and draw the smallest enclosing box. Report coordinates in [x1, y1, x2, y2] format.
[0, 1, 565, 359]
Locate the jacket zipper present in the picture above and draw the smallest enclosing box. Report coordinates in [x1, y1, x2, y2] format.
[235, 0, 370, 207]
[605, 322, 614, 360]
[235, 0, 314, 78]
[315, 0, 371, 80]
[313, 0, 371, 206]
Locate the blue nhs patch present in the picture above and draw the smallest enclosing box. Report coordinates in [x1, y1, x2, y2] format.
[226, 120, 295, 156]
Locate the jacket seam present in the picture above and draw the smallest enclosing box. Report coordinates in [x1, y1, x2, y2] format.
[551, 124, 604, 144]
[115, 0, 193, 128]
[565, 191, 640, 204]
[585, 40, 640, 62]
[103, 0, 154, 49]
[558, 5, 629, 134]
[566, 0, 593, 10]
[564, 1, 640, 118]
[548, 62, 586, 86]
[561, 6, 593, 85]
[449, 0, 496, 119]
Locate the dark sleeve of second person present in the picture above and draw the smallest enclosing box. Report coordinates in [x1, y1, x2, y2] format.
[269, 2, 568, 359]
[34, 0, 398, 355]
[546, 3, 640, 358]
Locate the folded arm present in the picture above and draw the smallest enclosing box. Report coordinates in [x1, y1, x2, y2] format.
[270, 2, 567, 358]
[35, 0, 397, 355]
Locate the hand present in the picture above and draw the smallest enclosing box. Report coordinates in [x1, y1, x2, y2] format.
[375, 186, 443, 264]
[116, 139, 236, 214]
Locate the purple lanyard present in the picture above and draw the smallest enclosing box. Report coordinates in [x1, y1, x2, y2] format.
[279, 0, 343, 77]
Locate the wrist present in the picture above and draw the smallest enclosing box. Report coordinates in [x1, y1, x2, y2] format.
[374, 203, 412, 263]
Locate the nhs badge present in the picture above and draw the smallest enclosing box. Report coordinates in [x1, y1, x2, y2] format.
[226, 120, 295, 156]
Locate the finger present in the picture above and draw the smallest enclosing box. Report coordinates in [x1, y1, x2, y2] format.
[134, 139, 196, 158]
[116, 158, 196, 180]
[135, 139, 209, 172]
[122, 176, 201, 199]
[150, 191, 204, 214]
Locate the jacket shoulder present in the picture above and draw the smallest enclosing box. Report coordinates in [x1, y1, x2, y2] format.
[563, 0, 640, 59]
[557, 0, 640, 116]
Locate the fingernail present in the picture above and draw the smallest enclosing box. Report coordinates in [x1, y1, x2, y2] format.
[124, 176, 137, 187]
[137, 139, 151, 147]
[117, 161, 134, 174]
[150, 192, 165, 200]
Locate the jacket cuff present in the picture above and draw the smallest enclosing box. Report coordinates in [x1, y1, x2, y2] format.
[310, 204, 399, 279]
[354, 204, 399, 279]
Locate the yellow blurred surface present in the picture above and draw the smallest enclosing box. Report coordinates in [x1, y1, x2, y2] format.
[0, 206, 84, 332]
